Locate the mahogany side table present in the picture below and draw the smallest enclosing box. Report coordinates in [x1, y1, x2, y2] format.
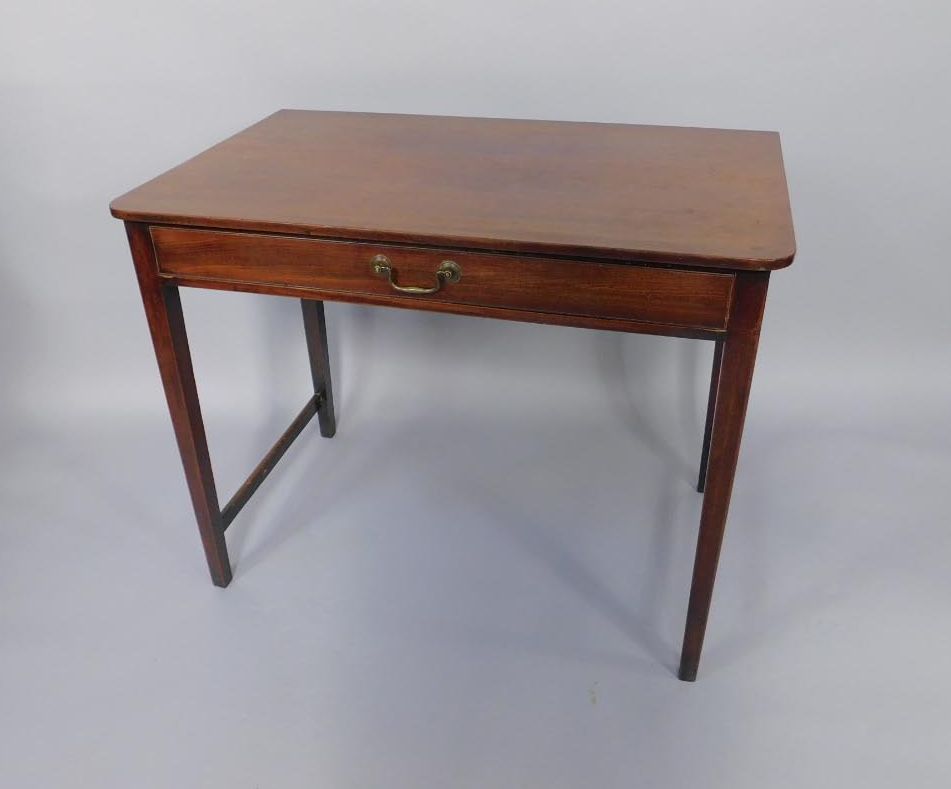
[111, 110, 796, 680]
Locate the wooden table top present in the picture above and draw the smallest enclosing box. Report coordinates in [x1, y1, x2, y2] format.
[111, 110, 796, 270]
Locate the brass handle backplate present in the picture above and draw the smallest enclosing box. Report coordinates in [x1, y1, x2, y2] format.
[371, 255, 462, 295]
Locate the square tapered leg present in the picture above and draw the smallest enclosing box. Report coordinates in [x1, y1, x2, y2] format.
[125, 222, 231, 586]
[679, 272, 769, 680]
[301, 299, 336, 438]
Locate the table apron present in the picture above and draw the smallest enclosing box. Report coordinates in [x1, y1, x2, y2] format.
[150, 226, 735, 338]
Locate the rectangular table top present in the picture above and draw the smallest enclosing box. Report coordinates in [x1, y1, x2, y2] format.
[111, 110, 796, 271]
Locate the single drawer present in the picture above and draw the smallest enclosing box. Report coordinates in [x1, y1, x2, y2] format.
[151, 227, 734, 330]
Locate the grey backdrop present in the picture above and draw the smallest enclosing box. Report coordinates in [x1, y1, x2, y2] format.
[2, 2, 950, 787]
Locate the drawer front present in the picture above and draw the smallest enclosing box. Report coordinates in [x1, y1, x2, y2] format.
[151, 227, 734, 330]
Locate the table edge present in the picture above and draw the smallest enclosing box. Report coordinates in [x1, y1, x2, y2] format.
[110, 208, 796, 271]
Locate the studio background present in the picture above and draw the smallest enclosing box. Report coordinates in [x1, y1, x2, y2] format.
[2, 2, 949, 787]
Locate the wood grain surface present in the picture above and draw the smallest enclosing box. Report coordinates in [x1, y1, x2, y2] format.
[151, 227, 735, 330]
[112, 110, 796, 270]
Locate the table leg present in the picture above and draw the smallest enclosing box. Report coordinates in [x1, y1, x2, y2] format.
[697, 338, 724, 493]
[300, 299, 337, 438]
[679, 272, 769, 681]
[125, 222, 232, 587]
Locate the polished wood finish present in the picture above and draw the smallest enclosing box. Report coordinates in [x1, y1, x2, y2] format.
[124, 224, 339, 582]
[162, 271, 724, 342]
[150, 227, 735, 331]
[697, 338, 724, 493]
[220, 395, 320, 530]
[301, 300, 336, 438]
[114, 111, 795, 680]
[679, 272, 769, 681]
[124, 222, 231, 586]
[111, 110, 795, 270]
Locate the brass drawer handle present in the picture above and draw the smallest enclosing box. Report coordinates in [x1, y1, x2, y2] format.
[371, 254, 462, 295]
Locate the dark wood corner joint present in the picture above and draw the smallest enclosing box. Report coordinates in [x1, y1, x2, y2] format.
[112, 111, 795, 680]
